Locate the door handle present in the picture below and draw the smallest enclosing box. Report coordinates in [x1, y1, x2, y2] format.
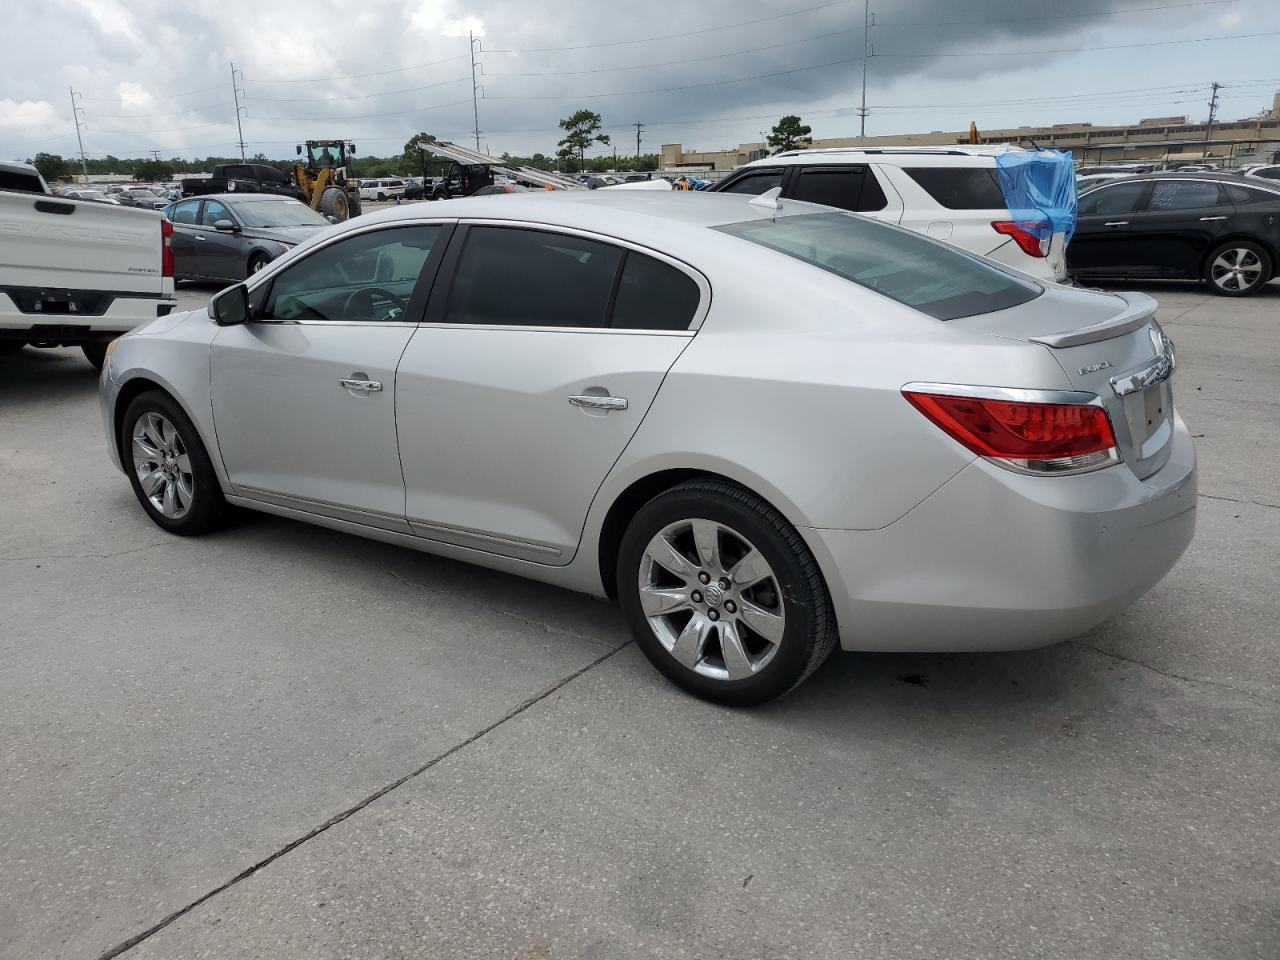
[1104, 221, 1129, 227]
[1199, 216, 1228, 221]
[339, 377, 383, 393]
[568, 394, 628, 411]
[195, 234, 206, 241]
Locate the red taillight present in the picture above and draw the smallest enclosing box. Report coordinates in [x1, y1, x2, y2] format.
[992, 220, 1050, 258]
[161, 218, 174, 278]
[903, 388, 1119, 475]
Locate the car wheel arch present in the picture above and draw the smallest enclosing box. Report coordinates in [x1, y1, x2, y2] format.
[112, 376, 230, 493]
[1201, 234, 1277, 279]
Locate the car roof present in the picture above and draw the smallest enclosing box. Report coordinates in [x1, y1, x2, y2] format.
[177, 193, 296, 202]
[740, 143, 1025, 170]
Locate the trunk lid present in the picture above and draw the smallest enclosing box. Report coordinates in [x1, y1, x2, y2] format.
[949, 285, 1176, 479]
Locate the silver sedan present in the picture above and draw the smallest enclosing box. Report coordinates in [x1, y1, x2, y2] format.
[99, 191, 1196, 705]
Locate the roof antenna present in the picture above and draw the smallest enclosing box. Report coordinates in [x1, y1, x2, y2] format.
[748, 186, 783, 216]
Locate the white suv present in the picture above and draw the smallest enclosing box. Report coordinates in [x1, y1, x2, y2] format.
[712, 145, 1068, 282]
[358, 178, 406, 201]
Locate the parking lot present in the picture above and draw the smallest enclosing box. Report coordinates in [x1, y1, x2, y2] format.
[1, 278, 1277, 959]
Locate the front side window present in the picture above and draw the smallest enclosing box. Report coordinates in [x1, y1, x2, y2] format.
[262, 225, 442, 323]
[716, 212, 1040, 321]
[444, 227, 622, 328]
[1077, 182, 1147, 216]
[903, 167, 1005, 210]
[718, 169, 784, 196]
[201, 199, 232, 226]
[1147, 181, 1224, 211]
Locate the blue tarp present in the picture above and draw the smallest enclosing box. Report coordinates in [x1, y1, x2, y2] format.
[994, 149, 1077, 244]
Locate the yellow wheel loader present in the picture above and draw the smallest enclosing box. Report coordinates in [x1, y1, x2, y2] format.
[293, 140, 363, 221]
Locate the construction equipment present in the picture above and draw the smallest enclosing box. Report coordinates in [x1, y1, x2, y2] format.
[418, 141, 586, 199]
[293, 140, 363, 221]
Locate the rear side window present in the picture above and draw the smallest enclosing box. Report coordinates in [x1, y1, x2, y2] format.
[716, 212, 1040, 321]
[903, 167, 1005, 209]
[445, 227, 622, 328]
[791, 166, 887, 213]
[610, 253, 700, 331]
[1253, 167, 1280, 180]
[718, 169, 784, 195]
[1077, 182, 1147, 216]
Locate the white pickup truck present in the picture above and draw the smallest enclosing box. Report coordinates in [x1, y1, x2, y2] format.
[0, 160, 177, 368]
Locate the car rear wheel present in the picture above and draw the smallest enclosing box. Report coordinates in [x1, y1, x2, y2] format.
[1205, 241, 1271, 296]
[121, 391, 225, 535]
[617, 479, 837, 706]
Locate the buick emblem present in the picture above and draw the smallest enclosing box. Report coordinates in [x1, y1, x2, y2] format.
[1078, 360, 1114, 375]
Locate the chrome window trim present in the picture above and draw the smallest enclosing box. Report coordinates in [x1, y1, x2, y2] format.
[413, 322, 694, 337]
[453, 217, 713, 332]
[900, 381, 1106, 409]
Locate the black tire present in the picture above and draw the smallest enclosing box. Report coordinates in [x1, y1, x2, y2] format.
[81, 341, 111, 370]
[246, 252, 271, 278]
[1204, 240, 1272, 297]
[0, 341, 23, 356]
[348, 192, 362, 218]
[317, 186, 349, 221]
[376, 192, 386, 201]
[616, 479, 837, 706]
[120, 390, 225, 536]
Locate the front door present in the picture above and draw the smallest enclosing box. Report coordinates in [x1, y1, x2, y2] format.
[166, 199, 202, 278]
[1068, 180, 1151, 278]
[195, 198, 244, 280]
[210, 222, 449, 531]
[1125, 179, 1234, 278]
[396, 224, 704, 563]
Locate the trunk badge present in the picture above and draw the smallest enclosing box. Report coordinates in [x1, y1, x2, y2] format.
[1078, 360, 1114, 375]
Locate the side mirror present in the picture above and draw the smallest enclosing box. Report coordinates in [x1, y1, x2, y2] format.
[348, 143, 357, 154]
[209, 283, 249, 326]
[296, 144, 303, 155]
[213, 219, 239, 233]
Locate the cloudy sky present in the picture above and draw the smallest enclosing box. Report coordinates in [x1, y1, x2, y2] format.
[3, 0, 1279, 163]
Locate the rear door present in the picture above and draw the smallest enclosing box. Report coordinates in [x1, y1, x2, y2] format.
[395, 223, 704, 563]
[1068, 180, 1152, 278]
[786, 164, 903, 223]
[1125, 179, 1234, 278]
[713, 167, 786, 196]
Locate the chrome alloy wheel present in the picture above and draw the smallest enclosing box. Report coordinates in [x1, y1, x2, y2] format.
[131, 412, 194, 520]
[1211, 247, 1264, 292]
[638, 518, 786, 681]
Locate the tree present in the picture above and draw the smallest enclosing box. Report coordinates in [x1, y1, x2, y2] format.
[767, 115, 812, 154]
[402, 131, 437, 172]
[31, 152, 71, 183]
[557, 110, 610, 168]
[134, 159, 174, 182]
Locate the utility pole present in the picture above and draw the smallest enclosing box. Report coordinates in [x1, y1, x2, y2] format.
[68, 87, 88, 181]
[230, 62, 247, 161]
[858, 0, 874, 142]
[148, 150, 161, 161]
[469, 32, 483, 152]
[1203, 81, 1221, 160]
[632, 121, 645, 158]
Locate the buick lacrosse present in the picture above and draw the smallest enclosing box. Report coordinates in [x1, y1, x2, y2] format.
[100, 191, 1196, 705]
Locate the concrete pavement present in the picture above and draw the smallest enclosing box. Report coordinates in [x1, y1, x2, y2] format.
[1, 281, 1276, 959]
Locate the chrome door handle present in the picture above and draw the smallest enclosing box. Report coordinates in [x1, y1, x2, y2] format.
[568, 394, 628, 411]
[339, 377, 382, 393]
[1104, 221, 1129, 227]
[194, 235, 206, 241]
[1199, 216, 1228, 221]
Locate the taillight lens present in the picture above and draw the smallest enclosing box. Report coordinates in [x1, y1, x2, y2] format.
[903, 388, 1120, 475]
[992, 220, 1050, 258]
[161, 218, 174, 278]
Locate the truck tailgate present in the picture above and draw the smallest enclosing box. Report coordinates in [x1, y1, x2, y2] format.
[0, 194, 168, 295]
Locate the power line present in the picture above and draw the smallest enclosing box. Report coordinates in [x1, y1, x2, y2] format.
[240, 54, 470, 84]
[245, 76, 469, 103]
[874, 29, 1280, 59]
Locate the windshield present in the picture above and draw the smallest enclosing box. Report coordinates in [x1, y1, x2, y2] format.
[715, 211, 1041, 321]
[232, 199, 328, 228]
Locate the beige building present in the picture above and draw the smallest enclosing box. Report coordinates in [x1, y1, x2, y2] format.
[662, 91, 1280, 173]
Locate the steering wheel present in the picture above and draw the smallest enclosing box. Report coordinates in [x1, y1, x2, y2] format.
[343, 286, 407, 321]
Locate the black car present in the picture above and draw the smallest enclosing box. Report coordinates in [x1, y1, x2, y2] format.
[164, 194, 330, 282]
[1069, 173, 1280, 296]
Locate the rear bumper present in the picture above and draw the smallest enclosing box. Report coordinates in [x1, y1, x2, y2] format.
[0, 292, 177, 338]
[809, 413, 1197, 652]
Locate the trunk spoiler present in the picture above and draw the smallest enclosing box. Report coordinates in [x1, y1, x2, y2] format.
[1028, 292, 1157, 348]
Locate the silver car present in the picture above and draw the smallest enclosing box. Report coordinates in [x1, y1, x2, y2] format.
[99, 192, 1196, 705]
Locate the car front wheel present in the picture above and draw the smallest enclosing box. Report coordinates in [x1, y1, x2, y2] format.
[1205, 240, 1271, 296]
[121, 391, 225, 535]
[617, 479, 837, 706]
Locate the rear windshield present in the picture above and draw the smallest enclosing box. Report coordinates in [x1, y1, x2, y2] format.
[715, 212, 1041, 320]
[903, 167, 1006, 210]
[0, 169, 46, 194]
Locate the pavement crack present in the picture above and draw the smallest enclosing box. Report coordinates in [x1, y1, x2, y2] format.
[1079, 643, 1280, 706]
[94, 639, 632, 960]
[0, 541, 177, 563]
[1198, 492, 1280, 510]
